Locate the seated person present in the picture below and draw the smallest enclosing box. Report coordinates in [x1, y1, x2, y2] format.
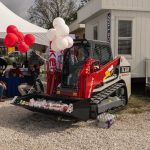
[18, 65, 40, 96]
[9, 62, 23, 77]
[0, 81, 6, 102]
[69, 48, 78, 65]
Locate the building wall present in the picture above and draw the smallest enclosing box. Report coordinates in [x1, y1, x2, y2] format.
[102, 0, 150, 11]
[78, 0, 103, 23]
[78, 0, 150, 23]
[85, 9, 150, 78]
[111, 10, 150, 78]
[85, 11, 108, 41]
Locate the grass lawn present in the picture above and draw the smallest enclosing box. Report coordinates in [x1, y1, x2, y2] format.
[118, 82, 150, 114]
[118, 94, 150, 115]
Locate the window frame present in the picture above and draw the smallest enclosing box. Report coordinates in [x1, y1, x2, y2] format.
[118, 20, 133, 55]
[93, 43, 112, 66]
[115, 17, 135, 59]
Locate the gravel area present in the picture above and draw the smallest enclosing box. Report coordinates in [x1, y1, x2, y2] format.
[0, 100, 150, 150]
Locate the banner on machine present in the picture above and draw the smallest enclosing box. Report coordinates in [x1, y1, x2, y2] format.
[48, 48, 64, 72]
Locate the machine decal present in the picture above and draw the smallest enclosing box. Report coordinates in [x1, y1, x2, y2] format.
[120, 73, 129, 77]
[103, 65, 114, 80]
[120, 66, 131, 73]
[18, 98, 74, 113]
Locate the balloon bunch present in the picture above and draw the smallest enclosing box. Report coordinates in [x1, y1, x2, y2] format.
[47, 17, 73, 51]
[4, 25, 35, 53]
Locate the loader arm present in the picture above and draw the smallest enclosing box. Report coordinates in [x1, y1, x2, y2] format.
[79, 57, 120, 99]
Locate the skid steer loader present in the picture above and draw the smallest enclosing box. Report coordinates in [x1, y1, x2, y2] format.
[12, 39, 131, 121]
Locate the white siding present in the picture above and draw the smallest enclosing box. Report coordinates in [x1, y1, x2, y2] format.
[111, 10, 150, 78]
[78, 0, 150, 23]
[102, 0, 150, 11]
[69, 20, 85, 33]
[78, 0, 102, 23]
[85, 11, 108, 41]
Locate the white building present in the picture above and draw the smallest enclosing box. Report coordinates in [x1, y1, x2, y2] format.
[78, 0, 150, 78]
[69, 20, 85, 39]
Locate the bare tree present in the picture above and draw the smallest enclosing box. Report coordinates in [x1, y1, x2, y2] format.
[28, 0, 78, 29]
[66, 0, 89, 23]
[80, 0, 88, 7]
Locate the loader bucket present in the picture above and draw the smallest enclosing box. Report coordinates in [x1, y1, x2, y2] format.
[12, 94, 90, 121]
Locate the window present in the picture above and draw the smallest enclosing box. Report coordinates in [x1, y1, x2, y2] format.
[93, 26, 98, 40]
[93, 44, 112, 65]
[100, 45, 112, 65]
[118, 20, 132, 55]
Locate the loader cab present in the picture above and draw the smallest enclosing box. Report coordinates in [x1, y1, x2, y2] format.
[90, 41, 113, 72]
[62, 39, 91, 88]
[92, 42, 113, 65]
[61, 39, 113, 89]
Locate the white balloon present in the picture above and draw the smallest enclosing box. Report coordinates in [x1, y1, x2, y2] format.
[56, 37, 69, 50]
[53, 17, 65, 28]
[65, 36, 74, 48]
[51, 41, 58, 51]
[55, 24, 70, 36]
[46, 29, 56, 41]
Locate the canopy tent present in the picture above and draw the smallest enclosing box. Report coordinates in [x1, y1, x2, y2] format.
[0, 2, 48, 46]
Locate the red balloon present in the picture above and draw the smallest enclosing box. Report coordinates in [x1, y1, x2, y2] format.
[24, 34, 35, 46]
[4, 33, 18, 47]
[7, 25, 18, 34]
[18, 42, 29, 53]
[17, 31, 25, 42]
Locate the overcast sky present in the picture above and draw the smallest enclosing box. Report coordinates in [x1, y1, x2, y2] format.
[1, 0, 34, 19]
[1, 0, 81, 20]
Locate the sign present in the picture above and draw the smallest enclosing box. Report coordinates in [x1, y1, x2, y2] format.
[107, 12, 111, 43]
[49, 49, 56, 72]
[120, 66, 131, 73]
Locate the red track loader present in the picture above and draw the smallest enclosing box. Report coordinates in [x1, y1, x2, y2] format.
[12, 39, 131, 121]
